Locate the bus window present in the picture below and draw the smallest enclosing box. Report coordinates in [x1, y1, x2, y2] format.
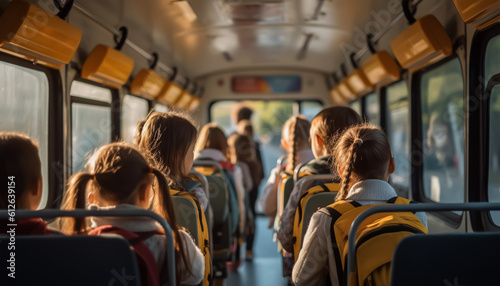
[0, 61, 49, 209]
[300, 101, 323, 122]
[386, 81, 410, 193]
[420, 58, 464, 205]
[121, 94, 149, 143]
[485, 34, 500, 85]
[70, 81, 112, 173]
[365, 92, 380, 125]
[154, 103, 169, 113]
[349, 100, 362, 117]
[489, 86, 500, 225]
[486, 34, 500, 225]
[210, 100, 322, 180]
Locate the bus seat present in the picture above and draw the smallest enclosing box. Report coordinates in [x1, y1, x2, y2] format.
[391, 232, 500, 286]
[300, 192, 338, 247]
[0, 235, 140, 286]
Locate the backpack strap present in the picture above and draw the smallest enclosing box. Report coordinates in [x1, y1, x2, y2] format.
[323, 200, 359, 286]
[387, 196, 418, 213]
[325, 206, 346, 286]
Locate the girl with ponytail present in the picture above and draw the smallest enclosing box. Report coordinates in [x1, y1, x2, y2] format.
[278, 107, 362, 253]
[59, 143, 204, 286]
[292, 123, 427, 286]
[259, 115, 314, 223]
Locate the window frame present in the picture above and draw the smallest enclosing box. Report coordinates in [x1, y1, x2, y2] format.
[411, 55, 465, 227]
[69, 78, 119, 174]
[469, 24, 500, 231]
[0, 53, 63, 210]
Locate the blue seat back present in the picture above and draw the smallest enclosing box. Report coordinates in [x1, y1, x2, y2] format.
[0, 235, 140, 286]
[391, 232, 500, 286]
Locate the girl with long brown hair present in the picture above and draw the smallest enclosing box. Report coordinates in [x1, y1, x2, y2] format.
[137, 111, 208, 210]
[59, 143, 204, 286]
[277, 106, 362, 253]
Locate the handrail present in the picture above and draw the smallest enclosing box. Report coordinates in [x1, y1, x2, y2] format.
[346, 202, 500, 282]
[0, 209, 176, 286]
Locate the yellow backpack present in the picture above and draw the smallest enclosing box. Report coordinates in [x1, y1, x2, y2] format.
[170, 189, 211, 286]
[323, 197, 428, 286]
[292, 182, 340, 262]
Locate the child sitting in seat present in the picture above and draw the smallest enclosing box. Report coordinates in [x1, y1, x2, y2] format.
[227, 133, 255, 235]
[59, 142, 204, 286]
[0, 132, 54, 235]
[259, 115, 314, 226]
[195, 123, 246, 272]
[278, 107, 362, 252]
[138, 111, 212, 286]
[293, 124, 427, 286]
[137, 111, 208, 211]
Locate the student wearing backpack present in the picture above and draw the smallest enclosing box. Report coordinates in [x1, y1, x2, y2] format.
[259, 115, 314, 226]
[195, 123, 246, 272]
[292, 124, 427, 286]
[137, 111, 209, 211]
[277, 107, 362, 253]
[59, 143, 204, 286]
[138, 111, 212, 285]
[0, 132, 59, 235]
[227, 133, 255, 248]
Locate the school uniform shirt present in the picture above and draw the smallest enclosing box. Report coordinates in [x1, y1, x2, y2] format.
[278, 155, 335, 253]
[292, 179, 427, 286]
[195, 148, 246, 233]
[259, 149, 315, 220]
[90, 204, 205, 286]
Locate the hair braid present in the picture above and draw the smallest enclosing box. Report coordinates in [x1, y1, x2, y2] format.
[287, 117, 298, 172]
[336, 138, 363, 201]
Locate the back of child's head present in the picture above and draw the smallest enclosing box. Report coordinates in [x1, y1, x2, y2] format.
[60, 142, 175, 234]
[232, 104, 253, 124]
[0, 132, 41, 210]
[311, 106, 362, 152]
[237, 120, 254, 137]
[60, 142, 191, 282]
[195, 123, 229, 159]
[138, 111, 198, 186]
[282, 115, 311, 171]
[228, 133, 255, 164]
[333, 124, 392, 201]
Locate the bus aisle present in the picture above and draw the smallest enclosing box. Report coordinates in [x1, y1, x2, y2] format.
[227, 215, 289, 286]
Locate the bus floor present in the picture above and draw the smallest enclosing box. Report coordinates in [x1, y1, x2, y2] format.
[226, 214, 290, 286]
